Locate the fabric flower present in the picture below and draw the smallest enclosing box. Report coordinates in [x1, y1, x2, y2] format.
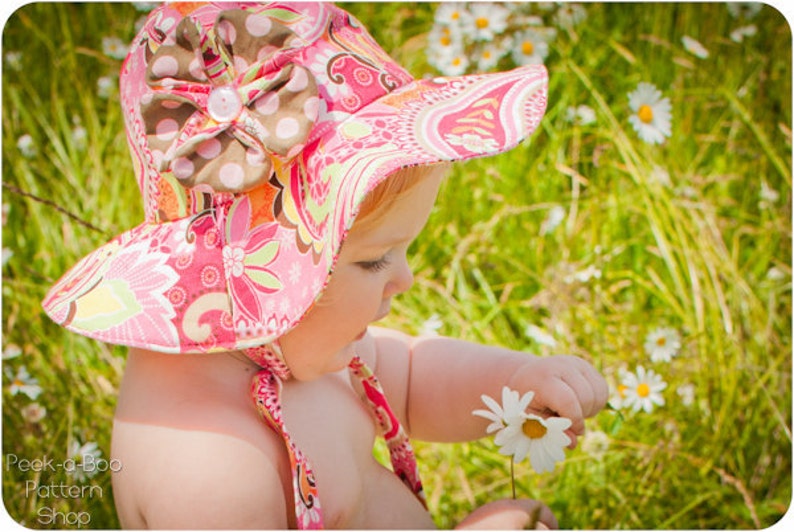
[5, 365, 42, 400]
[143, 9, 319, 192]
[628, 82, 672, 145]
[643, 326, 681, 362]
[474, 386, 572, 473]
[621, 366, 667, 413]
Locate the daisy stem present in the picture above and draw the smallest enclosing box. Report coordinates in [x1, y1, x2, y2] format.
[510, 458, 516, 499]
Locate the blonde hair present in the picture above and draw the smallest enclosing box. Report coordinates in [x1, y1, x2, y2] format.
[354, 163, 450, 232]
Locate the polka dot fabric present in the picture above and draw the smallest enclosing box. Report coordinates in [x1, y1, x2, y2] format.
[43, 0, 548, 361]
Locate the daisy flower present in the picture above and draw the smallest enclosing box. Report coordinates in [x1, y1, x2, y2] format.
[3, 343, 22, 360]
[540, 205, 566, 235]
[682, 36, 709, 59]
[525, 324, 557, 348]
[476, 40, 511, 71]
[554, 3, 587, 28]
[17, 134, 36, 158]
[5, 365, 42, 400]
[511, 29, 549, 66]
[21, 403, 47, 423]
[474, 386, 572, 473]
[676, 383, 696, 407]
[643, 326, 682, 363]
[730, 25, 757, 43]
[101, 36, 129, 60]
[628, 82, 672, 145]
[435, 2, 470, 25]
[468, 3, 510, 42]
[418, 314, 443, 337]
[68, 440, 103, 481]
[621, 366, 667, 413]
[565, 104, 597, 126]
[581, 429, 610, 460]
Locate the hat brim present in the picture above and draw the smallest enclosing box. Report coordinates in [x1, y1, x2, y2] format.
[42, 65, 548, 354]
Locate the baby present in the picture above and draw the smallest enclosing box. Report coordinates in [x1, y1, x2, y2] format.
[42, 2, 608, 529]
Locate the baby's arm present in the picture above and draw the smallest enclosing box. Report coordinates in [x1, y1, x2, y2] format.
[369, 327, 607, 445]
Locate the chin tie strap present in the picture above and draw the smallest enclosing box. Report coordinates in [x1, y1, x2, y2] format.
[246, 343, 424, 529]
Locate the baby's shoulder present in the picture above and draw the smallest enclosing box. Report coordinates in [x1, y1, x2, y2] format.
[112, 418, 291, 528]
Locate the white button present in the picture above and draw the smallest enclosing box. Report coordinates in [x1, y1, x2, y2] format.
[206, 86, 243, 123]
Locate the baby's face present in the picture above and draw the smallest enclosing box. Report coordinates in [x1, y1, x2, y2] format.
[278, 170, 444, 380]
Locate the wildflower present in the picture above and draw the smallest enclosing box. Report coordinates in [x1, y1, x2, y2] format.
[435, 2, 472, 27]
[554, 3, 587, 28]
[72, 125, 87, 151]
[564, 265, 602, 284]
[682, 36, 709, 59]
[766, 266, 786, 281]
[676, 383, 696, 407]
[730, 25, 757, 43]
[525, 324, 557, 348]
[97, 76, 116, 99]
[132, 1, 158, 11]
[5, 365, 42, 400]
[468, 3, 510, 41]
[102, 36, 129, 60]
[726, 3, 762, 19]
[628, 82, 672, 145]
[649, 165, 672, 187]
[17, 134, 36, 158]
[5, 51, 22, 70]
[643, 327, 681, 363]
[474, 387, 572, 473]
[511, 29, 549, 66]
[540, 205, 566, 235]
[759, 180, 780, 208]
[565, 104, 596, 126]
[21, 403, 47, 423]
[68, 440, 103, 481]
[581, 429, 610, 460]
[621, 366, 666, 413]
[2, 248, 13, 267]
[476, 40, 510, 71]
[2, 343, 22, 360]
[418, 314, 443, 337]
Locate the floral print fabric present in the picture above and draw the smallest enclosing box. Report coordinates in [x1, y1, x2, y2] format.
[42, 2, 548, 354]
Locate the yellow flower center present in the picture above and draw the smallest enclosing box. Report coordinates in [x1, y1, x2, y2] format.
[638, 104, 654, 124]
[656, 336, 667, 347]
[452, 57, 462, 66]
[522, 41, 534, 55]
[476, 17, 490, 29]
[440, 35, 452, 46]
[451, 11, 460, 21]
[522, 418, 547, 439]
[617, 384, 628, 398]
[637, 383, 651, 398]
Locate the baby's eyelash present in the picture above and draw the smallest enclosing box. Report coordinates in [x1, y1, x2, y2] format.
[357, 256, 390, 272]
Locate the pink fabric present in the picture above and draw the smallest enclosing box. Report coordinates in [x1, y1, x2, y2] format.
[251, 354, 424, 528]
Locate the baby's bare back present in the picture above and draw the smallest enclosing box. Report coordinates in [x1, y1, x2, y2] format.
[111, 348, 434, 529]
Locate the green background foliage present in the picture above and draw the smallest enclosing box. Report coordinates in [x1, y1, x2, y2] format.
[2, 2, 791, 529]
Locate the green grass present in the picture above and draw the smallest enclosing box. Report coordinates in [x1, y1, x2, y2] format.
[2, 2, 791, 529]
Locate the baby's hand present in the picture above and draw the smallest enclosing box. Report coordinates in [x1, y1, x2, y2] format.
[455, 499, 558, 529]
[509, 354, 608, 447]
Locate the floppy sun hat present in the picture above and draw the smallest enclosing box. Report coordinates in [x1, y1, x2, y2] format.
[42, 1, 548, 355]
[42, 2, 548, 528]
